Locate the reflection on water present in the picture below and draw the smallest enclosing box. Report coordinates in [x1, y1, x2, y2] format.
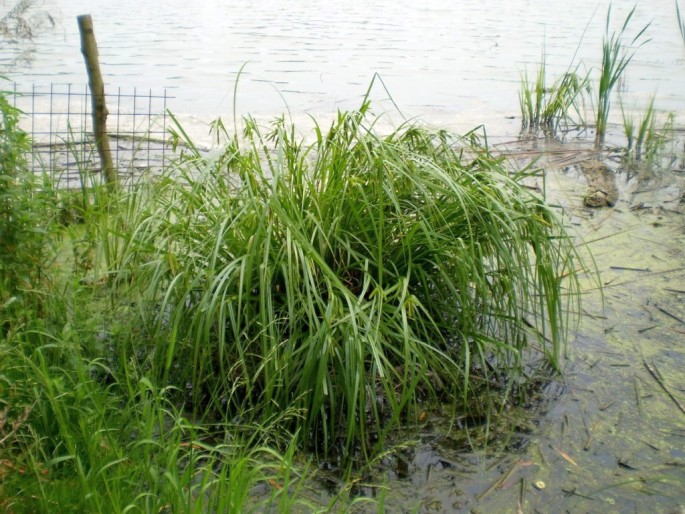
[3, 0, 684, 135]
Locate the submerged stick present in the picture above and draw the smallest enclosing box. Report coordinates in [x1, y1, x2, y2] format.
[656, 306, 685, 325]
[583, 421, 599, 450]
[643, 360, 685, 417]
[475, 460, 534, 500]
[551, 445, 579, 467]
[633, 377, 642, 415]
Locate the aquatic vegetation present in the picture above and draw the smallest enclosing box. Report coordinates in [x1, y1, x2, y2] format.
[595, 5, 651, 144]
[0, 85, 584, 508]
[620, 97, 675, 164]
[519, 56, 588, 132]
[677, 1, 685, 48]
[621, 97, 657, 161]
[518, 58, 546, 130]
[620, 101, 636, 151]
[116, 103, 581, 459]
[519, 5, 654, 153]
[0, 84, 583, 509]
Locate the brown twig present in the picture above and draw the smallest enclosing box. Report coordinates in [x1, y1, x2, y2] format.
[0, 405, 31, 447]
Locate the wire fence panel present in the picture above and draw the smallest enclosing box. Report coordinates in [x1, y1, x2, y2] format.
[4, 83, 171, 187]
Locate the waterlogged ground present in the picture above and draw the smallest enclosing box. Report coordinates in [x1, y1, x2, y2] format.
[516, 137, 685, 514]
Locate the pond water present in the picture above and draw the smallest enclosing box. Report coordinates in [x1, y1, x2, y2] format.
[4, 0, 685, 512]
[3, 0, 685, 139]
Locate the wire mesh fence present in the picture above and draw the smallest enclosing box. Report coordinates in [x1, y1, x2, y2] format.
[4, 83, 172, 188]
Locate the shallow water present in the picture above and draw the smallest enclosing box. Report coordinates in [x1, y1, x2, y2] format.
[4, 1, 685, 512]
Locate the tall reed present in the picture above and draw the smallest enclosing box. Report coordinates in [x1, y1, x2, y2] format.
[595, 5, 650, 144]
[116, 104, 582, 460]
[519, 58, 546, 129]
[620, 97, 675, 164]
[677, 1, 685, 47]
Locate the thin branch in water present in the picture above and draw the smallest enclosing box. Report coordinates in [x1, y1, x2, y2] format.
[643, 360, 685, 417]
[656, 306, 685, 325]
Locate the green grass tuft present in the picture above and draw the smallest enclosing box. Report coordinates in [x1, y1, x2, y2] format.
[519, 55, 589, 133]
[0, 329, 318, 513]
[620, 97, 675, 165]
[0, 81, 586, 509]
[116, 104, 582, 459]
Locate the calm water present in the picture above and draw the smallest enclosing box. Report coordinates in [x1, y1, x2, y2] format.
[4, 0, 685, 136]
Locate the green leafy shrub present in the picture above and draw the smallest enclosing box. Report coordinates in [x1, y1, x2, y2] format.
[0, 89, 54, 329]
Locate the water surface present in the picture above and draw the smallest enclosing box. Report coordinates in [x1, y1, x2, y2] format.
[4, 0, 684, 136]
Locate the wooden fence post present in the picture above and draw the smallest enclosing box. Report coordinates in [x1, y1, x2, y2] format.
[77, 14, 117, 188]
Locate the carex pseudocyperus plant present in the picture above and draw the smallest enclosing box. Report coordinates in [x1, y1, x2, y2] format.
[115, 100, 582, 461]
